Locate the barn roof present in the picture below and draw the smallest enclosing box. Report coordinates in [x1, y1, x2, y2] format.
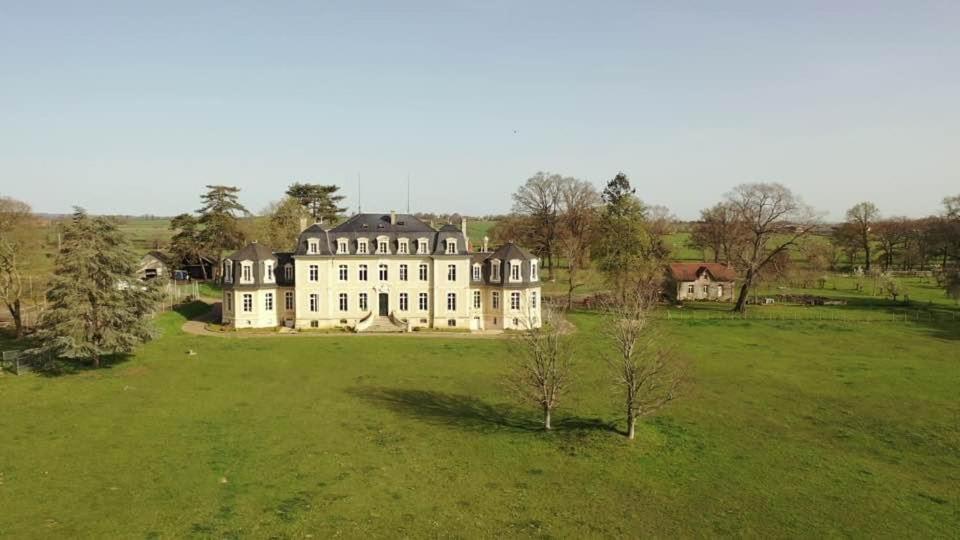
[668, 262, 737, 282]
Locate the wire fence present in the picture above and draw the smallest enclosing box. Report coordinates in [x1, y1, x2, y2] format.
[659, 309, 960, 324]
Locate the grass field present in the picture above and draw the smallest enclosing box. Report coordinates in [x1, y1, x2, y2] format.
[1, 291, 958, 537]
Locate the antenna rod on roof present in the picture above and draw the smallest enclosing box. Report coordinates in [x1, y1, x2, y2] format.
[357, 172, 361, 214]
[407, 173, 411, 214]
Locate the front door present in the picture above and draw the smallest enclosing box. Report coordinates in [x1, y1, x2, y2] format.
[378, 293, 389, 316]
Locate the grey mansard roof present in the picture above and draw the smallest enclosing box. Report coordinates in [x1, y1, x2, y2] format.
[293, 213, 468, 256]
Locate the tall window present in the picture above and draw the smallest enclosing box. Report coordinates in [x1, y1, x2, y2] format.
[309, 293, 319, 312]
[378, 264, 388, 281]
[531, 291, 538, 309]
[418, 292, 428, 311]
[265, 292, 274, 311]
[358, 239, 368, 254]
[491, 261, 501, 281]
[687, 284, 694, 295]
[510, 292, 521, 310]
[377, 239, 389, 254]
[308, 240, 318, 254]
[702, 285, 709, 295]
[417, 239, 428, 254]
[338, 293, 348, 311]
[473, 290, 481, 309]
[492, 291, 500, 309]
[398, 240, 409, 254]
[309, 265, 319, 282]
[399, 293, 409, 311]
[359, 264, 368, 281]
[717, 285, 724, 298]
[419, 264, 428, 281]
[224, 261, 233, 283]
[339, 264, 348, 281]
[510, 263, 520, 281]
[285, 291, 294, 310]
[359, 292, 368, 311]
[337, 239, 348, 254]
[242, 264, 252, 282]
[472, 264, 481, 281]
[445, 239, 457, 254]
[265, 262, 274, 282]
[530, 261, 538, 281]
[225, 292, 232, 311]
[242, 293, 253, 312]
[447, 264, 456, 281]
[447, 293, 457, 311]
[284, 264, 293, 280]
[399, 264, 408, 281]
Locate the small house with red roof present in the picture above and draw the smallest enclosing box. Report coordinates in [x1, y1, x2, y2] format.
[666, 263, 737, 302]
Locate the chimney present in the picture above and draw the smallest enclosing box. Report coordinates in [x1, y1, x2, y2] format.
[390, 210, 397, 225]
[299, 217, 308, 232]
[461, 217, 467, 237]
[482, 236, 489, 252]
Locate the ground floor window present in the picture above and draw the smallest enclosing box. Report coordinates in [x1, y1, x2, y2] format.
[492, 291, 500, 309]
[225, 292, 232, 312]
[510, 292, 521, 310]
[399, 293, 409, 311]
[265, 292, 274, 311]
[687, 284, 695, 295]
[309, 293, 319, 312]
[702, 285, 709, 295]
[310, 320, 319, 328]
[285, 291, 294, 310]
[359, 292, 368, 311]
[447, 293, 456, 311]
[242, 293, 253, 312]
[339, 293, 348, 311]
[717, 285, 724, 297]
[530, 291, 537, 309]
[419, 293, 428, 311]
[447, 319, 456, 327]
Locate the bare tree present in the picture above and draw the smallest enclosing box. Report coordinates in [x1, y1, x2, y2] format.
[512, 172, 565, 279]
[557, 179, 600, 309]
[601, 288, 684, 440]
[726, 183, 819, 313]
[507, 307, 573, 430]
[688, 202, 745, 264]
[845, 201, 880, 271]
[0, 196, 42, 338]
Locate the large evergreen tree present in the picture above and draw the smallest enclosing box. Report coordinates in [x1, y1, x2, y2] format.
[168, 213, 209, 279]
[197, 185, 248, 277]
[32, 209, 162, 368]
[286, 182, 346, 223]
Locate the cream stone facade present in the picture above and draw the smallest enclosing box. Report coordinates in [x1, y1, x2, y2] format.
[221, 213, 541, 332]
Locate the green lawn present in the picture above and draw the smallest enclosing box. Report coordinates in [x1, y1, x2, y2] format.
[1, 297, 957, 537]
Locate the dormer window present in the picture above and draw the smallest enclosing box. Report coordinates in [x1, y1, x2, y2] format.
[241, 262, 253, 283]
[510, 260, 521, 282]
[398, 239, 409, 254]
[445, 239, 457, 254]
[357, 239, 369, 254]
[264, 261, 274, 282]
[490, 259, 501, 282]
[337, 239, 348, 254]
[472, 263, 481, 281]
[530, 260, 538, 281]
[223, 260, 233, 283]
[417, 239, 428, 254]
[376, 236, 389, 254]
[284, 263, 293, 281]
[308, 240, 319, 254]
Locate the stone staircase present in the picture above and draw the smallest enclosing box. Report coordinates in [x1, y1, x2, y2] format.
[361, 316, 406, 333]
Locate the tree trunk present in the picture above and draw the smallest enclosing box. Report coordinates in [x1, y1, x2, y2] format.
[6, 300, 24, 339]
[627, 409, 636, 440]
[91, 353, 100, 369]
[543, 406, 552, 430]
[733, 270, 754, 313]
[864, 242, 871, 271]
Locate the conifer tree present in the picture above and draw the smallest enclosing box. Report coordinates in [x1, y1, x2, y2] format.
[285, 182, 346, 224]
[197, 185, 248, 277]
[32, 209, 162, 368]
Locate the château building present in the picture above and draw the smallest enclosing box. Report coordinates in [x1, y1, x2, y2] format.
[220, 213, 542, 332]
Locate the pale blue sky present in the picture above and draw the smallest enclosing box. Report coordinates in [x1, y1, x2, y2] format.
[1, 1, 957, 219]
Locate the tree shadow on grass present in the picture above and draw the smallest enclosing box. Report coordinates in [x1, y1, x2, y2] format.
[36, 352, 134, 377]
[347, 386, 619, 434]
